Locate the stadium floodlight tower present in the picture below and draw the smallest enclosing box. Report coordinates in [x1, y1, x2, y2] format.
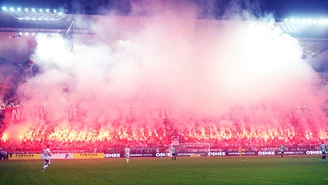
[65, 20, 75, 51]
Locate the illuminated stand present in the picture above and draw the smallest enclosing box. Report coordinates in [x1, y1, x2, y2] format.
[0, 5, 94, 51]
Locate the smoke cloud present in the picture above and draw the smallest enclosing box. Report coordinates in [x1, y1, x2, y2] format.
[2, 0, 328, 143]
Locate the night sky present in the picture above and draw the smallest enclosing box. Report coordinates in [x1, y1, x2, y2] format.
[0, 0, 327, 18]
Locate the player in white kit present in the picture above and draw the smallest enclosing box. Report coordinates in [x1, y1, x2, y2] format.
[125, 147, 131, 163]
[43, 145, 52, 172]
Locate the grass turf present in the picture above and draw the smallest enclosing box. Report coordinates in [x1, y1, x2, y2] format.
[0, 156, 328, 185]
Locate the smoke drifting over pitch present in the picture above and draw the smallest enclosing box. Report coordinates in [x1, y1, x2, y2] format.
[3, 1, 328, 143]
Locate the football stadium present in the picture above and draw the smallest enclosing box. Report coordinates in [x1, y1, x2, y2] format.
[1, 0, 328, 184]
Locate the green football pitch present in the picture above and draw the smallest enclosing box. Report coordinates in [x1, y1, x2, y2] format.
[1, 156, 328, 185]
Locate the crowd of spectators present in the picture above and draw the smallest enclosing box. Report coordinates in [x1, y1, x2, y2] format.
[0, 120, 324, 154]
[0, 62, 328, 154]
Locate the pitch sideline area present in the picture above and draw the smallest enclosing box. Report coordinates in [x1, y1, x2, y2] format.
[0, 156, 327, 185]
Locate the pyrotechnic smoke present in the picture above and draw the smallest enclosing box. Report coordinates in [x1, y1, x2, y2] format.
[2, 0, 328, 143]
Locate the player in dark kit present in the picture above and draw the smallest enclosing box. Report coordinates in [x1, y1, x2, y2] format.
[320, 142, 326, 162]
[280, 144, 285, 158]
[171, 145, 176, 161]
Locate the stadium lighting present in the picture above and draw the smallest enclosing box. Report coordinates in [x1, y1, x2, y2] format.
[290, 18, 295, 23]
[46, 9, 49, 12]
[39, 9, 43, 12]
[25, 8, 28, 12]
[32, 8, 35, 12]
[2, 7, 7, 11]
[302, 19, 307, 24]
[53, 9, 57, 13]
[319, 19, 324, 25]
[296, 19, 301, 23]
[18, 32, 22, 35]
[17, 7, 21, 11]
[313, 19, 318, 24]
[25, 32, 29, 36]
[284, 18, 288, 22]
[307, 19, 312, 24]
[32, 32, 35, 36]
[9, 7, 14, 11]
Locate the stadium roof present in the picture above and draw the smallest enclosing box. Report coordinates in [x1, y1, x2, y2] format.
[0, 7, 328, 70]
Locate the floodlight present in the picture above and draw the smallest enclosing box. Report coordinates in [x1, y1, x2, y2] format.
[53, 9, 57, 13]
[25, 8, 28, 12]
[18, 32, 22, 35]
[307, 19, 312, 24]
[319, 19, 324, 25]
[25, 32, 29, 36]
[2, 7, 7, 11]
[17, 7, 21, 11]
[284, 18, 288, 22]
[290, 18, 295, 23]
[296, 19, 301, 23]
[313, 19, 318, 24]
[46, 9, 49, 12]
[32, 8, 35, 12]
[32, 33, 35, 36]
[302, 19, 307, 23]
[39, 9, 42, 12]
[10, 7, 14, 11]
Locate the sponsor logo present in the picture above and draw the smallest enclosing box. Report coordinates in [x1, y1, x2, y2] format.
[9, 154, 42, 160]
[258, 151, 275, 156]
[177, 152, 207, 156]
[306, 151, 321, 155]
[227, 152, 256, 156]
[142, 153, 153, 157]
[130, 154, 142, 157]
[156, 153, 167, 157]
[73, 153, 104, 159]
[208, 152, 226, 156]
[80, 153, 98, 156]
[104, 153, 121, 158]
[278, 151, 304, 155]
[15, 154, 34, 157]
[129, 153, 155, 157]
